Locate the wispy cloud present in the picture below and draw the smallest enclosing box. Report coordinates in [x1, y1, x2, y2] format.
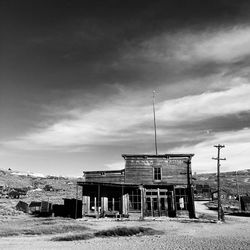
[112, 25, 250, 92]
[136, 26, 250, 64]
[157, 80, 250, 123]
[174, 26, 250, 63]
[2, 2, 250, 175]
[2, 79, 250, 153]
[173, 128, 250, 173]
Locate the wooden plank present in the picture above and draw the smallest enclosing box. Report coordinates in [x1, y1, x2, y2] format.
[140, 188, 145, 219]
[82, 196, 90, 214]
[157, 188, 160, 216]
[85, 175, 125, 183]
[150, 197, 153, 217]
[146, 189, 169, 192]
[112, 198, 115, 212]
[94, 197, 97, 213]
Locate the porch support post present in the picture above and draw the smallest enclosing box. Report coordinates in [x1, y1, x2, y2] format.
[157, 188, 161, 216]
[97, 184, 100, 218]
[75, 184, 78, 219]
[94, 197, 97, 213]
[140, 186, 145, 219]
[186, 158, 196, 218]
[112, 198, 115, 212]
[81, 186, 84, 216]
[120, 185, 124, 216]
[151, 197, 153, 217]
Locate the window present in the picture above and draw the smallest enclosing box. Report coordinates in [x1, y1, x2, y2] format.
[153, 167, 162, 181]
[175, 188, 188, 210]
[129, 189, 141, 211]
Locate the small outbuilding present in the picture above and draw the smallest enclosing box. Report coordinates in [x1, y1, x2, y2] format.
[211, 189, 235, 201]
[53, 199, 82, 218]
[240, 196, 250, 212]
[16, 201, 29, 213]
[8, 189, 20, 199]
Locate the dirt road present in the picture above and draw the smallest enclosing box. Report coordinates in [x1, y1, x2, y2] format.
[0, 202, 249, 250]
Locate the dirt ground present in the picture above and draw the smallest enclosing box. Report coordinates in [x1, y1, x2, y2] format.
[0, 201, 249, 250]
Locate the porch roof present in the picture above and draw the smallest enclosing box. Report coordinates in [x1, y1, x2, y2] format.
[77, 181, 139, 188]
[122, 154, 194, 159]
[77, 181, 176, 188]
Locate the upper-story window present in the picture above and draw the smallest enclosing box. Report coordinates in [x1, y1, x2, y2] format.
[153, 167, 162, 181]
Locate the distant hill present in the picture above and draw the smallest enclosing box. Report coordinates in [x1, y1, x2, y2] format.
[193, 169, 250, 195]
[0, 169, 84, 205]
[1, 168, 249, 203]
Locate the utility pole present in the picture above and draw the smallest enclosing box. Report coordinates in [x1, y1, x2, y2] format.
[212, 144, 226, 221]
[185, 158, 196, 218]
[235, 171, 240, 198]
[152, 91, 158, 155]
[235, 170, 241, 211]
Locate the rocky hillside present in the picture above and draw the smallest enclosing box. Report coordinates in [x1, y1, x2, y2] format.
[193, 169, 250, 195]
[1, 168, 249, 203]
[0, 169, 84, 205]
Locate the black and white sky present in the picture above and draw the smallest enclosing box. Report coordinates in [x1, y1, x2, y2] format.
[1, 0, 250, 176]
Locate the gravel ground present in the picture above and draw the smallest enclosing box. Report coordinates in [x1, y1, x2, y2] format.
[1, 202, 249, 250]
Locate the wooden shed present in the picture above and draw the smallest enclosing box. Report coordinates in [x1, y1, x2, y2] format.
[16, 201, 29, 213]
[240, 196, 250, 211]
[211, 189, 235, 201]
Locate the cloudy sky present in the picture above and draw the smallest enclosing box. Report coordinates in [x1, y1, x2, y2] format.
[1, 0, 250, 176]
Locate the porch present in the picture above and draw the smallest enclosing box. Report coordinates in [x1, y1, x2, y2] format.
[77, 182, 192, 218]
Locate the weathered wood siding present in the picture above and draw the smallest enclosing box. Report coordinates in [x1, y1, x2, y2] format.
[84, 171, 125, 183]
[125, 157, 190, 185]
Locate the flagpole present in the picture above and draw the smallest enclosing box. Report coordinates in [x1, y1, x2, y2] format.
[153, 91, 158, 155]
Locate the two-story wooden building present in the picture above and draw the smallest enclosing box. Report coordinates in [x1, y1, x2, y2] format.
[77, 154, 195, 218]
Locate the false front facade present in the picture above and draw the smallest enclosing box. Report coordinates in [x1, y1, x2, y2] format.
[77, 154, 195, 218]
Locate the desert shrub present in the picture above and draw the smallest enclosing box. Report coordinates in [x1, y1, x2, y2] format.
[52, 233, 93, 241]
[94, 226, 160, 237]
[0, 231, 19, 237]
[51, 226, 161, 242]
[22, 224, 88, 235]
[0, 219, 88, 237]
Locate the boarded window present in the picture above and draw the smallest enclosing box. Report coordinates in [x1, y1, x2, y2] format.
[154, 167, 162, 181]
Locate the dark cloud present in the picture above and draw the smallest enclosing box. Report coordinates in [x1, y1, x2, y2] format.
[1, 0, 250, 92]
[1, 0, 250, 174]
[169, 111, 250, 134]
